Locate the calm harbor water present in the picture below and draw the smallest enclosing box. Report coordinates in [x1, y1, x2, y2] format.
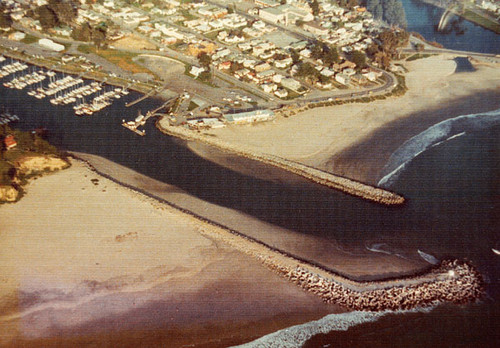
[402, 0, 500, 53]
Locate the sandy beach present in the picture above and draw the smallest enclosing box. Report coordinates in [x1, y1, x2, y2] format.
[207, 55, 500, 184]
[0, 159, 335, 346]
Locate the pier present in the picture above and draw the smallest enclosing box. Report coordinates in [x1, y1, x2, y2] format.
[121, 95, 179, 136]
[125, 84, 168, 107]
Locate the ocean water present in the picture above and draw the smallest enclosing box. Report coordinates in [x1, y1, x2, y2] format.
[297, 121, 500, 347]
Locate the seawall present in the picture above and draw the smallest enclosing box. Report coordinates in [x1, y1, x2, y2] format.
[156, 121, 405, 206]
[378, 108, 500, 188]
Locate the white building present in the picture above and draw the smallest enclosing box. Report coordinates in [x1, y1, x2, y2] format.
[224, 109, 275, 124]
[38, 38, 64, 52]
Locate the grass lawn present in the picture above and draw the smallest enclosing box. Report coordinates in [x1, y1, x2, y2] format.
[20, 34, 38, 45]
[78, 45, 152, 74]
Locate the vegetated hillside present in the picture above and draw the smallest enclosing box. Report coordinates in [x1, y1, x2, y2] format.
[1, 127, 70, 202]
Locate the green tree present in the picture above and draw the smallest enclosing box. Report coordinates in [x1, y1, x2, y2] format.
[290, 49, 300, 64]
[367, 0, 383, 19]
[296, 62, 318, 80]
[0, 7, 12, 29]
[72, 22, 92, 41]
[310, 0, 320, 16]
[350, 50, 367, 69]
[198, 70, 212, 82]
[48, 0, 78, 25]
[310, 41, 324, 60]
[93, 26, 107, 48]
[198, 52, 212, 71]
[323, 46, 340, 65]
[37, 5, 59, 29]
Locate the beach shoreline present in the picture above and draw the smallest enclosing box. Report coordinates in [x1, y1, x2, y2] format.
[0, 158, 338, 346]
[203, 54, 500, 185]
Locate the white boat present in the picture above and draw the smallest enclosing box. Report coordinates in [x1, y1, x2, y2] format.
[417, 249, 439, 265]
[492, 248, 500, 256]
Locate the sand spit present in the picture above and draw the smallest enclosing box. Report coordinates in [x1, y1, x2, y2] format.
[156, 121, 405, 206]
[74, 156, 482, 311]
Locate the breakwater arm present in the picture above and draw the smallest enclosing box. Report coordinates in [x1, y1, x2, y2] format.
[156, 121, 405, 206]
[72, 155, 482, 311]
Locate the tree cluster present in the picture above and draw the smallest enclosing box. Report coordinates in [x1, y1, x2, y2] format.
[366, 29, 409, 68]
[72, 22, 107, 48]
[0, 4, 12, 29]
[36, 0, 78, 29]
[349, 50, 367, 70]
[198, 52, 212, 71]
[365, 0, 407, 28]
[310, 41, 340, 66]
[295, 62, 330, 84]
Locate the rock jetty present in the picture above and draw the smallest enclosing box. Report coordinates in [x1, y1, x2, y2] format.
[157, 122, 405, 206]
[196, 221, 483, 311]
[74, 156, 482, 311]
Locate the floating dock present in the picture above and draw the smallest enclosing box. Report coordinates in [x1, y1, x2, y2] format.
[121, 121, 146, 136]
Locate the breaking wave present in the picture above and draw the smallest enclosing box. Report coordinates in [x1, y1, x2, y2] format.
[234, 308, 433, 348]
[378, 108, 500, 188]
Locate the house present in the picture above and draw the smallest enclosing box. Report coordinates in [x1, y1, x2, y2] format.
[261, 83, 278, 93]
[164, 0, 180, 6]
[234, 68, 251, 79]
[280, 77, 302, 92]
[274, 88, 288, 98]
[8, 32, 26, 41]
[343, 68, 356, 76]
[198, 5, 228, 19]
[223, 109, 275, 124]
[321, 68, 335, 77]
[218, 61, 232, 70]
[272, 73, 284, 83]
[162, 37, 177, 45]
[3, 135, 17, 150]
[274, 57, 293, 69]
[299, 48, 311, 58]
[256, 69, 275, 81]
[38, 38, 65, 52]
[187, 118, 226, 129]
[190, 66, 206, 78]
[335, 73, 350, 85]
[259, 7, 286, 24]
[254, 62, 271, 72]
[303, 21, 329, 36]
[255, 0, 280, 8]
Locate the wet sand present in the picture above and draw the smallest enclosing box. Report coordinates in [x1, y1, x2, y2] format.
[70, 152, 427, 280]
[0, 159, 334, 346]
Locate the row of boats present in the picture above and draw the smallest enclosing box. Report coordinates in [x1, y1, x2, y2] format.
[0, 111, 20, 125]
[0, 56, 130, 116]
[0, 60, 29, 79]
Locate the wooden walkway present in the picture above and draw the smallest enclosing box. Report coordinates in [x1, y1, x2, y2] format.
[125, 84, 168, 107]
